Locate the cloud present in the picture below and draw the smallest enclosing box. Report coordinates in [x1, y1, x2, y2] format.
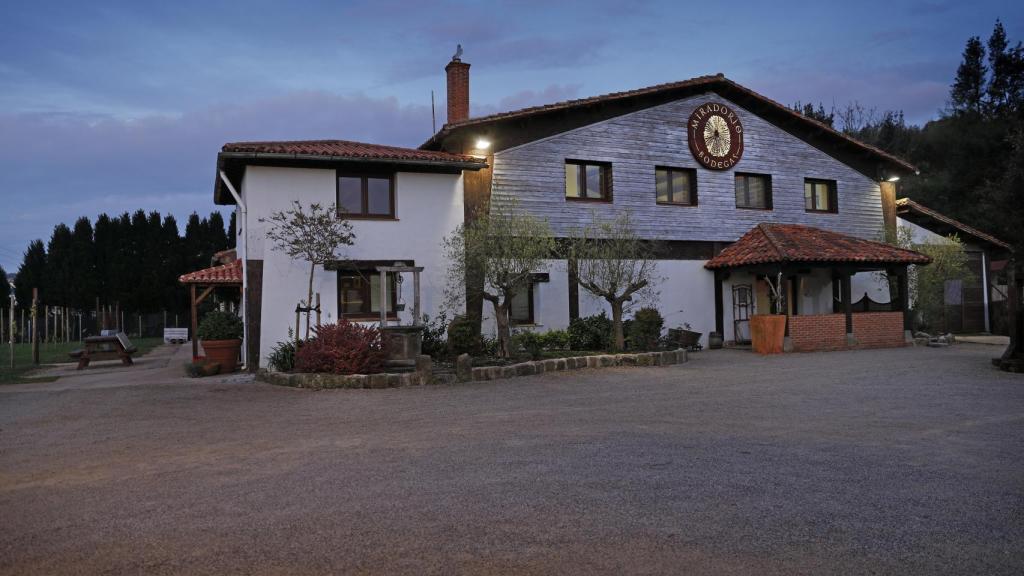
[0, 90, 435, 269]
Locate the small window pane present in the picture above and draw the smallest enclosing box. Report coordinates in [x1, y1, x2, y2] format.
[656, 169, 670, 203]
[748, 177, 765, 208]
[367, 177, 391, 215]
[340, 275, 365, 314]
[672, 171, 690, 204]
[510, 287, 531, 323]
[735, 176, 747, 206]
[815, 183, 830, 211]
[565, 164, 580, 198]
[368, 274, 391, 311]
[585, 165, 603, 199]
[339, 177, 362, 214]
[804, 182, 814, 210]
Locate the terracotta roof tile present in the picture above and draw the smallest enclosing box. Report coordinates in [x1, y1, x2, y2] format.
[178, 260, 243, 285]
[221, 139, 483, 165]
[704, 223, 931, 270]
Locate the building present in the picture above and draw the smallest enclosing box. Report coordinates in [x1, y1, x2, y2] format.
[896, 198, 1013, 334]
[212, 52, 931, 369]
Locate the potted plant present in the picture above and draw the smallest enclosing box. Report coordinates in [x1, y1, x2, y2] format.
[197, 310, 244, 372]
[750, 272, 787, 354]
[668, 323, 702, 350]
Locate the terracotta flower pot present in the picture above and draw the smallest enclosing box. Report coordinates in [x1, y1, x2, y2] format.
[750, 315, 786, 355]
[201, 339, 242, 372]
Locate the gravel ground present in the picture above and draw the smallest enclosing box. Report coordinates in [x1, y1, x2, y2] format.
[1, 343, 1022, 575]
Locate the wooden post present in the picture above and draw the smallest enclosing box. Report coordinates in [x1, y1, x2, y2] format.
[44, 305, 49, 344]
[315, 293, 321, 328]
[31, 288, 39, 365]
[842, 271, 853, 335]
[413, 270, 421, 326]
[379, 270, 388, 328]
[567, 256, 580, 322]
[190, 284, 199, 360]
[8, 290, 14, 369]
[713, 269, 724, 336]
[898, 267, 911, 332]
[294, 306, 301, 348]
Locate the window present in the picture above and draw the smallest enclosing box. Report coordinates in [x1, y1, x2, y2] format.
[565, 160, 612, 201]
[735, 173, 772, 210]
[338, 270, 397, 318]
[509, 283, 534, 325]
[804, 178, 837, 213]
[656, 167, 697, 205]
[337, 173, 394, 218]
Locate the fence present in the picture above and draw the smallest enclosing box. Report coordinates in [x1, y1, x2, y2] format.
[1, 302, 188, 345]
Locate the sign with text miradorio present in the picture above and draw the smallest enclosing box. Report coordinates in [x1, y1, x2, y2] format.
[688, 102, 744, 170]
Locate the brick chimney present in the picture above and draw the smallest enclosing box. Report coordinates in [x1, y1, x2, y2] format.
[445, 48, 470, 124]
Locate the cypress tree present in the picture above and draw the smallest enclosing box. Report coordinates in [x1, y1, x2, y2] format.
[69, 216, 96, 311]
[44, 224, 74, 307]
[15, 240, 47, 308]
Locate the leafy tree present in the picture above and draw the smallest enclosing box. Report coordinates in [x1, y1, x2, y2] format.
[442, 204, 554, 357]
[261, 201, 355, 339]
[568, 211, 661, 351]
[950, 36, 986, 115]
[14, 240, 46, 307]
[984, 19, 1024, 116]
[913, 236, 973, 332]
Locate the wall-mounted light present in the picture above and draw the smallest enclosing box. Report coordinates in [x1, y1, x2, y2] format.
[474, 138, 491, 150]
[886, 175, 900, 182]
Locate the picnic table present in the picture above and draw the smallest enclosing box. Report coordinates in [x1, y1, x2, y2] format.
[69, 333, 138, 370]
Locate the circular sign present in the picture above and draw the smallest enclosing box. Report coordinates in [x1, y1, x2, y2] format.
[688, 102, 744, 170]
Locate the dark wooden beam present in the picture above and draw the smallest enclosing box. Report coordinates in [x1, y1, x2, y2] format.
[714, 269, 724, 336]
[567, 256, 580, 321]
[190, 284, 198, 360]
[842, 271, 853, 334]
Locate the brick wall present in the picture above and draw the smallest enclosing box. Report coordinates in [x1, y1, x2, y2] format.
[852, 311, 906, 349]
[789, 312, 906, 352]
[445, 60, 470, 123]
[790, 314, 847, 352]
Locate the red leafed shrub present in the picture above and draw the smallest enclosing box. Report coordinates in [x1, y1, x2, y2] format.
[294, 320, 389, 374]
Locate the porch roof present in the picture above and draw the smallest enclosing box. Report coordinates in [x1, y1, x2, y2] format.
[178, 259, 243, 285]
[704, 223, 931, 270]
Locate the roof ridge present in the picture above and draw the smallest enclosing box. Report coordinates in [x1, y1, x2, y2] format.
[756, 223, 787, 260]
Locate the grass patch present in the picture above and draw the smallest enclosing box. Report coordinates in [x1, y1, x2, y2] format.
[0, 337, 165, 384]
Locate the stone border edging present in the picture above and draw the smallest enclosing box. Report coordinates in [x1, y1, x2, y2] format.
[256, 348, 688, 390]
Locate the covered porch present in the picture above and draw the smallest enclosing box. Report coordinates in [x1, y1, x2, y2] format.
[178, 258, 243, 361]
[705, 223, 932, 352]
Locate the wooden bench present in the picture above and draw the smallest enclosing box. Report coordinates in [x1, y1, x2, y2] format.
[69, 333, 138, 370]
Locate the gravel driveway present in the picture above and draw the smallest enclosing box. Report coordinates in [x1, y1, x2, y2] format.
[1, 343, 1022, 575]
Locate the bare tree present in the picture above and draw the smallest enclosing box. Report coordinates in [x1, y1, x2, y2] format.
[442, 204, 554, 357]
[569, 211, 661, 351]
[261, 201, 355, 339]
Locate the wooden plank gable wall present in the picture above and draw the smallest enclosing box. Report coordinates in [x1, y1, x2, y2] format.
[489, 94, 886, 245]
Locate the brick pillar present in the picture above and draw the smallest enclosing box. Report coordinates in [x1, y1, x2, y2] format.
[445, 58, 470, 124]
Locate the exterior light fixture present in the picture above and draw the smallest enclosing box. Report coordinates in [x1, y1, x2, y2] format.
[886, 175, 900, 182]
[474, 138, 491, 150]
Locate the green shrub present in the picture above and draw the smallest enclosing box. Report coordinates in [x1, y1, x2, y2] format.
[196, 310, 243, 341]
[267, 337, 298, 372]
[447, 315, 483, 356]
[627, 307, 663, 351]
[540, 329, 570, 351]
[568, 312, 613, 351]
[513, 330, 545, 360]
[420, 312, 449, 359]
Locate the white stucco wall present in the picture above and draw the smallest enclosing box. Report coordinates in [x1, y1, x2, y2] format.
[241, 166, 464, 365]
